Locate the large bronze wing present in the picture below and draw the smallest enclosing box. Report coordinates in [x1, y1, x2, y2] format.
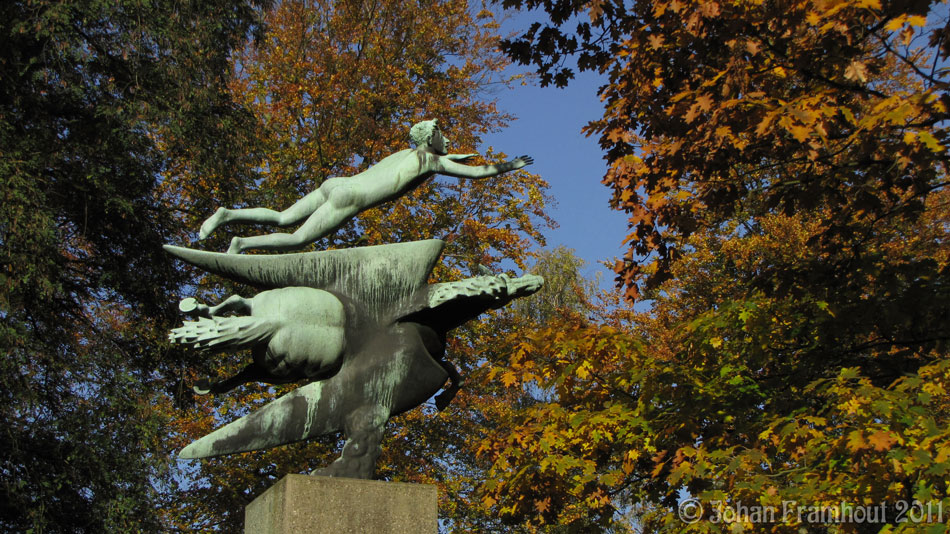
[164, 240, 445, 321]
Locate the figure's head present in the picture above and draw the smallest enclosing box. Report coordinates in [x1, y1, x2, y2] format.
[410, 119, 448, 154]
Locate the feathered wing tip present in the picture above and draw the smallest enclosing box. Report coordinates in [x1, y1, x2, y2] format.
[169, 316, 276, 352]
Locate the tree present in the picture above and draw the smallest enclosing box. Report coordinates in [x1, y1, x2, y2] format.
[502, 0, 948, 300]
[158, 1, 554, 531]
[482, 195, 950, 532]
[0, 1, 268, 532]
[480, 0, 950, 531]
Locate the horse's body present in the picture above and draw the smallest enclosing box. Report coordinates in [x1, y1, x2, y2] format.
[170, 287, 347, 392]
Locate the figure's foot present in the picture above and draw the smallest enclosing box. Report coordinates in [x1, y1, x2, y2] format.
[226, 237, 243, 254]
[178, 297, 211, 317]
[198, 208, 227, 240]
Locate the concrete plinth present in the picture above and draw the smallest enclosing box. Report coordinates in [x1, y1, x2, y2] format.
[244, 475, 437, 534]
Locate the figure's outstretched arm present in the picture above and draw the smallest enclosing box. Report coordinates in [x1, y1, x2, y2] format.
[445, 153, 479, 163]
[435, 155, 533, 179]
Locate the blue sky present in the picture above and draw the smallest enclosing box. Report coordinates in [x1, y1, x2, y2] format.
[479, 67, 630, 285]
[459, 7, 632, 285]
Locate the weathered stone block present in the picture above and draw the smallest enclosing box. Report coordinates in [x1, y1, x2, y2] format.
[244, 475, 437, 534]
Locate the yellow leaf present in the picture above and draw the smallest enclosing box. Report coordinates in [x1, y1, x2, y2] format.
[885, 16, 907, 32]
[534, 497, 551, 513]
[918, 131, 944, 152]
[788, 123, 810, 142]
[684, 103, 701, 123]
[900, 25, 916, 46]
[846, 430, 866, 452]
[576, 361, 592, 380]
[868, 430, 897, 451]
[756, 113, 775, 135]
[908, 15, 927, 27]
[696, 93, 713, 111]
[841, 107, 856, 123]
[501, 370, 518, 387]
[844, 61, 868, 82]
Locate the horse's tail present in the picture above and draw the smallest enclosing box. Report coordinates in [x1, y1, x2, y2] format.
[169, 316, 276, 352]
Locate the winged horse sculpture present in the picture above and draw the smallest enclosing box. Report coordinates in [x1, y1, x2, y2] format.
[165, 240, 542, 479]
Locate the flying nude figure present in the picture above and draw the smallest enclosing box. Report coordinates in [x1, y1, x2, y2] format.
[198, 119, 534, 254]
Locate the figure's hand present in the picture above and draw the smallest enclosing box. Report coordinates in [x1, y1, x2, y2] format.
[511, 155, 534, 169]
[447, 153, 479, 163]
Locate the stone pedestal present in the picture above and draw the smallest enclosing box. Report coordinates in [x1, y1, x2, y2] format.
[244, 475, 437, 534]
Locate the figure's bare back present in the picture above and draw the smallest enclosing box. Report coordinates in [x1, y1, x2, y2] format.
[337, 149, 435, 209]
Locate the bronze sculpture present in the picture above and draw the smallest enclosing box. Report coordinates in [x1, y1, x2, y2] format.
[168, 120, 541, 479]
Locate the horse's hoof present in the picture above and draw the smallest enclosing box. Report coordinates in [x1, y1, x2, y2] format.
[179, 297, 198, 313]
[193, 379, 213, 395]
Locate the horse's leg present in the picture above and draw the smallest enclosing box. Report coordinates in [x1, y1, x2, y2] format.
[207, 294, 252, 317]
[311, 404, 389, 479]
[178, 297, 211, 317]
[178, 294, 251, 318]
[434, 359, 462, 411]
[193, 362, 278, 395]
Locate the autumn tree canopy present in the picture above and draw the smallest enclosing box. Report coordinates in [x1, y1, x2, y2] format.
[503, 0, 948, 300]
[480, 0, 950, 531]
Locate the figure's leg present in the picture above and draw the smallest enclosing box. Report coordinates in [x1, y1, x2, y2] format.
[228, 190, 360, 254]
[311, 404, 389, 479]
[227, 231, 306, 254]
[198, 188, 329, 239]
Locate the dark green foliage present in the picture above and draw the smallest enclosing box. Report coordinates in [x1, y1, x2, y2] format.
[0, 1, 266, 531]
